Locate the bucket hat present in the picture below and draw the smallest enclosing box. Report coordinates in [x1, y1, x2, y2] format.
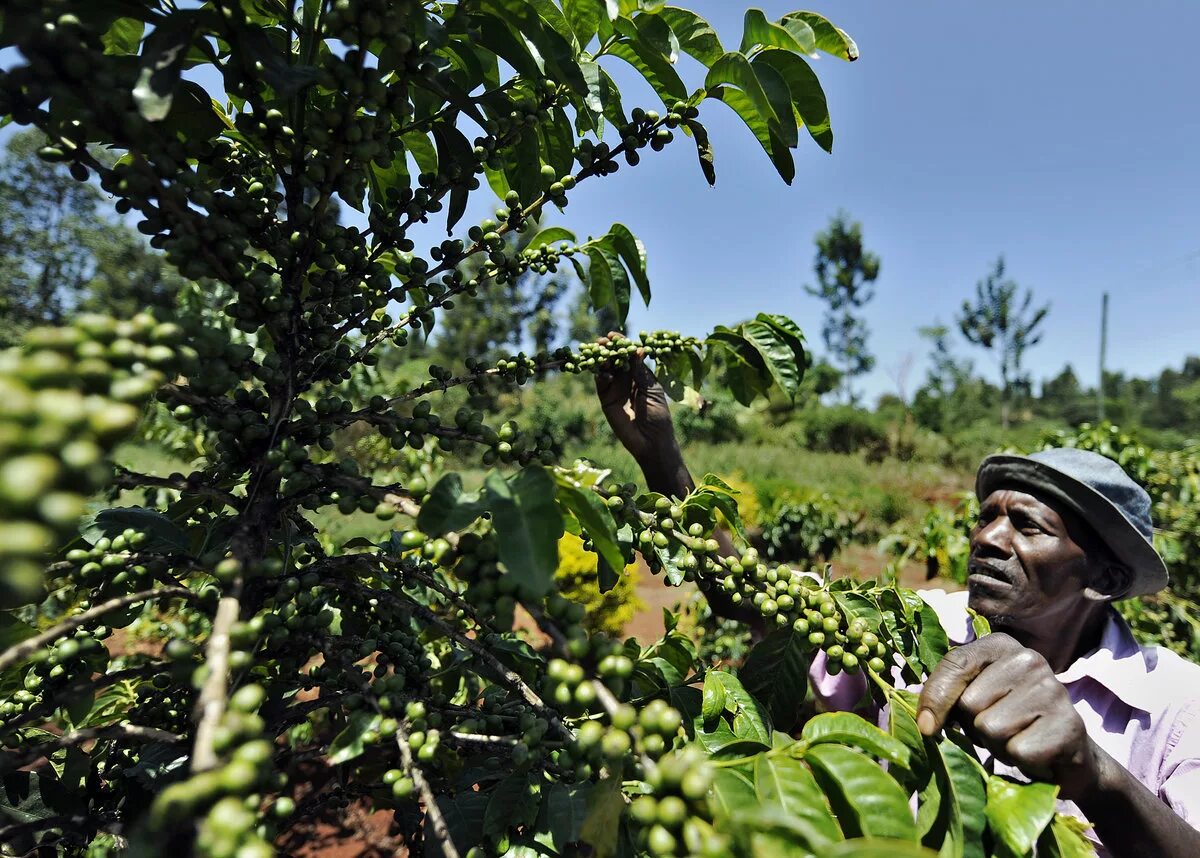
[975, 447, 1168, 598]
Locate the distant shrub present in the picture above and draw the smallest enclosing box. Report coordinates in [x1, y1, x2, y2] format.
[676, 396, 745, 444]
[880, 493, 978, 584]
[795, 405, 889, 456]
[554, 533, 643, 635]
[760, 493, 863, 565]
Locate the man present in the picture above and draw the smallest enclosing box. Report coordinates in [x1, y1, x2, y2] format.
[596, 354, 1200, 858]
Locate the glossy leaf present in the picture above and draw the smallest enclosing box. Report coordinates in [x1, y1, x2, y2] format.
[658, 6, 724, 66]
[916, 601, 951, 673]
[683, 118, 716, 185]
[552, 470, 626, 589]
[754, 755, 843, 847]
[701, 670, 726, 722]
[526, 226, 578, 252]
[82, 507, 190, 553]
[580, 769, 625, 858]
[739, 628, 809, 732]
[819, 841, 939, 858]
[484, 774, 540, 835]
[753, 57, 799, 148]
[328, 712, 381, 764]
[920, 736, 987, 858]
[606, 37, 687, 105]
[607, 223, 650, 305]
[801, 713, 911, 769]
[102, 17, 144, 55]
[484, 467, 563, 599]
[1037, 815, 1096, 858]
[134, 13, 201, 121]
[754, 48, 832, 152]
[710, 766, 757, 818]
[714, 671, 771, 746]
[711, 85, 794, 184]
[806, 744, 918, 842]
[563, 0, 601, 47]
[985, 777, 1058, 857]
[782, 11, 859, 60]
[739, 9, 810, 56]
[534, 783, 591, 851]
[706, 52, 779, 133]
[740, 317, 804, 397]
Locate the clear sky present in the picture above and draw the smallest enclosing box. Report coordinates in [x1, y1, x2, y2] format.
[5, 3, 1197, 405]
[523, 1, 1200, 403]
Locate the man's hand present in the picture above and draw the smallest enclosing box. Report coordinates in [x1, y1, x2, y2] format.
[916, 633, 1099, 799]
[594, 334, 677, 464]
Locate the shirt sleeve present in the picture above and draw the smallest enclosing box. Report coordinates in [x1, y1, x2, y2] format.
[808, 649, 873, 714]
[1157, 696, 1200, 826]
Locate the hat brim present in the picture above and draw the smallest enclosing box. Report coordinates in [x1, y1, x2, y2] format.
[975, 454, 1168, 599]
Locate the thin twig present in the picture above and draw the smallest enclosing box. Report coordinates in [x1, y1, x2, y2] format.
[3, 723, 183, 769]
[0, 587, 195, 673]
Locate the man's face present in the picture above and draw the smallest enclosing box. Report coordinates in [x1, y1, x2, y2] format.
[967, 488, 1095, 628]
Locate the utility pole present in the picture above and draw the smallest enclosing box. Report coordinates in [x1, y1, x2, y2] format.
[1098, 292, 1108, 422]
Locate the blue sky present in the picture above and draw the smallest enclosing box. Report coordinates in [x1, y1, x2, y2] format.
[6, 3, 1197, 405]
[522, 1, 1200, 403]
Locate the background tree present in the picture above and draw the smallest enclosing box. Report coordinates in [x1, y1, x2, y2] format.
[957, 256, 1049, 429]
[804, 212, 881, 404]
[0, 128, 183, 345]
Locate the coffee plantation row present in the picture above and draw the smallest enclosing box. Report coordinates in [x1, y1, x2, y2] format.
[0, 2, 1094, 856]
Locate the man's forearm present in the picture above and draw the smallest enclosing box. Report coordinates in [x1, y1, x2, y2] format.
[637, 446, 694, 498]
[1073, 744, 1200, 858]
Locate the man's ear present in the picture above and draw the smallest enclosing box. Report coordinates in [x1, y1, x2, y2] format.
[1084, 562, 1134, 603]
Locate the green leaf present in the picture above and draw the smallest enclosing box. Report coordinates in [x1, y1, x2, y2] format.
[133, 12, 201, 121]
[82, 507, 190, 553]
[920, 737, 987, 858]
[915, 602, 951, 674]
[563, 0, 601, 47]
[818, 841, 939, 858]
[805, 745, 918, 842]
[754, 48, 832, 152]
[658, 7, 724, 66]
[417, 474, 485, 536]
[752, 56, 798, 148]
[709, 766, 757, 818]
[683, 118, 716, 185]
[579, 60, 627, 134]
[0, 614, 36, 651]
[701, 670, 726, 722]
[739, 628, 809, 732]
[431, 791, 491, 858]
[586, 246, 616, 321]
[740, 317, 804, 398]
[402, 131, 439, 179]
[714, 671, 771, 746]
[1037, 815, 1096, 858]
[102, 17, 145, 55]
[706, 52, 779, 132]
[801, 713, 910, 770]
[776, 15, 817, 56]
[606, 223, 650, 305]
[580, 768, 625, 858]
[552, 471, 625, 588]
[484, 468, 563, 600]
[534, 783, 591, 851]
[887, 698, 928, 785]
[607, 37, 687, 105]
[484, 774, 540, 836]
[985, 777, 1058, 858]
[594, 242, 631, 324]
[328, 711, 381, 764]
[782, 11, 859, 61]
[526, 226, 577, 251]
[739, 9, 810, 56]
[754, 756, 843, 848]
[709, 85, 794, 184]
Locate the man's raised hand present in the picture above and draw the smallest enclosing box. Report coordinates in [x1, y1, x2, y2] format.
[916, 633, 1100, 799]
[593, 332, 677, 464]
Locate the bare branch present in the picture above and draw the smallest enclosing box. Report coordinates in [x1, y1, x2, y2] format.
[4, 723, 183, 769]
[0, 587, 195, 673]
[190, 590, 242, 772]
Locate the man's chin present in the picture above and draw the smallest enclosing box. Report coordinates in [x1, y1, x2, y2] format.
[966, 587, 1012, 620]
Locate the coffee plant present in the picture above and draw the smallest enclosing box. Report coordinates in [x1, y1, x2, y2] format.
[0, 2, 1096, 856]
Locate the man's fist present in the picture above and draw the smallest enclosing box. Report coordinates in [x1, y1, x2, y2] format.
[593, 334, 677, 464]
[916, 633, 1099, 799]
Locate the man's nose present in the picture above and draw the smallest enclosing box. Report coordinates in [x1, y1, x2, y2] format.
[971, 516, 1011, 556]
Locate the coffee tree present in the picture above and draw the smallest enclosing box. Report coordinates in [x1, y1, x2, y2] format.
[0, 2, 1095, 856]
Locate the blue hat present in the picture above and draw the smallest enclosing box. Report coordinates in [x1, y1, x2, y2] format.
[975, 447, 1168, 598]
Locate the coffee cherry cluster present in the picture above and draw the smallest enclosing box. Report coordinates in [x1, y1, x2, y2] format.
[564, 330, 702, 375]
[0, 314, 183, 606]
[630, 747, 725, 857]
